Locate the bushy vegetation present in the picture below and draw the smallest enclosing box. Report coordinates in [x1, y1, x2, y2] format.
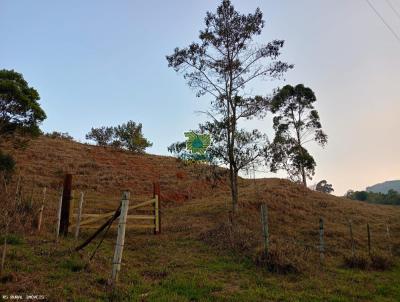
[346, 189, 400, 205]
[86, 120, 152, 153]
[44, 131, 74, 141]
[315, 179, 334, 194]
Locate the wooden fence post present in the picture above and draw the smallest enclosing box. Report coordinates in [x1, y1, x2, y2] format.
[56, 187, 63, 241]
[111, 191, 130, 286]
[260, 203, 269, 257]
[60, 174, 72, 236]
[37, 188, 46, 232]
[153, 182, 161, 235]
[75, 192, 84, 239]
[319, 218, 325, 265]
[367, 223, 371, 257]
[155, 195, 160, 234]
[386, 224, 392, 257]
[348, 219, 355, 257]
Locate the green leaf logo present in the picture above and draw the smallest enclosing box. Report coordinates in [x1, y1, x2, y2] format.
[184, 132, 210, 154]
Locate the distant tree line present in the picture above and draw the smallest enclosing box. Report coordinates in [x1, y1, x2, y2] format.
[86, 121, 152, 153]
[346, 189, 400, 205]
[44, 124, 153, 154]
[44, 131, 74, 141]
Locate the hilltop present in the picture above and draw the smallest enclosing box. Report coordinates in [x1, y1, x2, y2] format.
[367, 180, 400, 194]
[0, 136, 399, 301]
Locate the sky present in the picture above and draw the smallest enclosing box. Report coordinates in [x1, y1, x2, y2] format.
[1, 0, 399, 195]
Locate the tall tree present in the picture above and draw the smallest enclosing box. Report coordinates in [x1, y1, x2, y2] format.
[85, 126, 114, 146]
[167, 0, 292, 212]
[113, 121, 152, 153]
[266, 84, 327, 186]
[315, 180, 334, 194]
[0, 69, 46, 175]
[0, 69, 46, 137]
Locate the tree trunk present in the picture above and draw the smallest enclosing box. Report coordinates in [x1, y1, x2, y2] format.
[294, 120, 307, 188]
[301, 166, 307, 187]
[230, 169, 239, 213]
[227, 126, 238, 214]
[226, 94, 239, 214]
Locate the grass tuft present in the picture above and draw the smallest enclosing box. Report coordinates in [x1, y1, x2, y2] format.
[61, 256, 87, 272]
[255, 249, 299, 274]
[343, 253, 394, 271]
[343, 254, 369, 270]
[156, 275, 221, 301]
[0, 234, 24, 245]
[370, 254, 394, 271]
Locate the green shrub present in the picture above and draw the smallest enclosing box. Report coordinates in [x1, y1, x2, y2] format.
[0, 150, 15, 178]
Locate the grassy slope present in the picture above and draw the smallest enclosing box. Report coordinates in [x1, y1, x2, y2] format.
[0, 137, 399, 301]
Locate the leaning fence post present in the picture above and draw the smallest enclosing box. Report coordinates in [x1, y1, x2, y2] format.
[111, 191, 130, 286]
[37, 188, 46, 232]
[260, 203, 269, 257]
[56, 187, 63, 241]
[348, 219, 355, 257]
[367, 223, 371, 257]
[319, 218, 325, 265]
[75, 192, 84, 239]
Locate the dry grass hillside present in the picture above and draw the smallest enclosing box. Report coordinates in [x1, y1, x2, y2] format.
[1, 136, 399, 301]
[1, 136, 227, 201]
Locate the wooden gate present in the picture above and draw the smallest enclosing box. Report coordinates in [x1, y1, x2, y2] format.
[69, 184, 161, 235]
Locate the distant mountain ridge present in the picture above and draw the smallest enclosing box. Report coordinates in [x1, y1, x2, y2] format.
[366, 180, 400, 193]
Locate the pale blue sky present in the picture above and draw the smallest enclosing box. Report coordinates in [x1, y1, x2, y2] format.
[1, 0, 399, 194]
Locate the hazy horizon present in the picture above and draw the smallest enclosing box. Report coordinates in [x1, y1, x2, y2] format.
[1, 0, 399, 195]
